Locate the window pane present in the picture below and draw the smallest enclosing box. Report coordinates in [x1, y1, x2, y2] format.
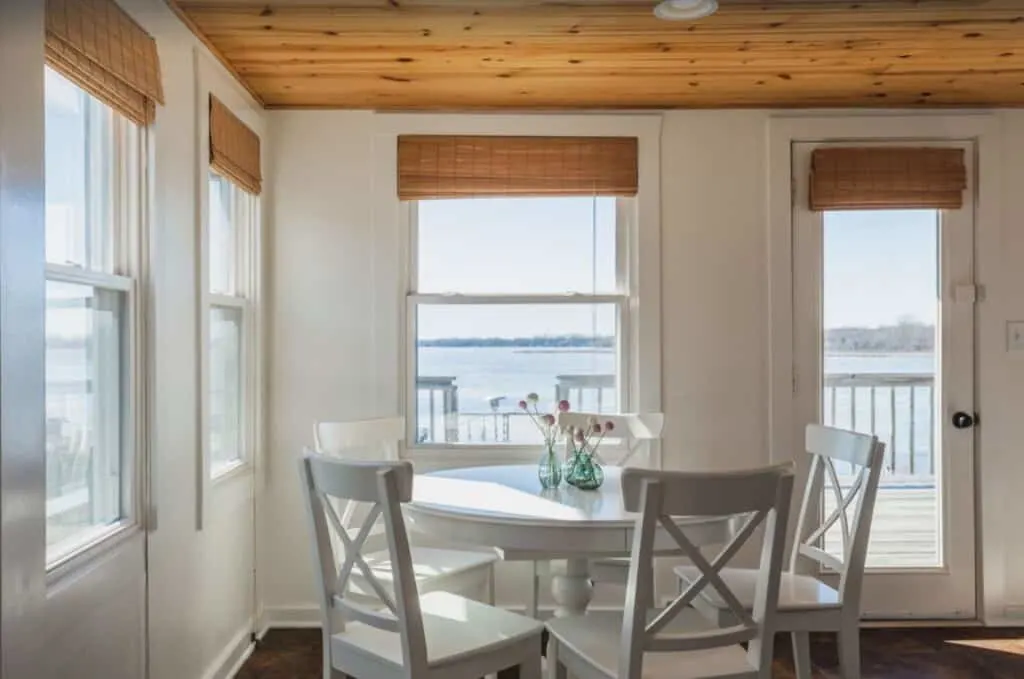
[415, 303, 618, 445]
[45, 67, 113, 271]
[210, 306, 243, 473]
[46, 281, 125, 563]
[417, 197, 618, 294]
[209, 172, 237, 295]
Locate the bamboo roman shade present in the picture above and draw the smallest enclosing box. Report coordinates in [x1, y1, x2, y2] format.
[45, 0, 164, 126]
[397, 135, 639, 200]
[210, 96, 262, 196]
[810, 147, 967, 211]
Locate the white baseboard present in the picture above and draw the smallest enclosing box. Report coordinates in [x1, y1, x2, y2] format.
[201, 624, 255, 679]
[263, 605, 323, 630]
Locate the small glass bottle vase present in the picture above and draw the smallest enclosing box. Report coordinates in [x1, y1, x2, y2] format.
[537, 442, 563, 489]
[564, 449, 604, 491]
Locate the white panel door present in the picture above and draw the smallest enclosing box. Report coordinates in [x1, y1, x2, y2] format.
[792, 141, 977, 619]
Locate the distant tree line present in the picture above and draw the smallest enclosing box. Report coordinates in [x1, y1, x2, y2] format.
[825, 320, 934, 352]
[419, 334, 614, 348]
[420, 321, 935, 353]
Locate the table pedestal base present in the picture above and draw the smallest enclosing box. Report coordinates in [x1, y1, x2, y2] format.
[550, 558, 593, 618]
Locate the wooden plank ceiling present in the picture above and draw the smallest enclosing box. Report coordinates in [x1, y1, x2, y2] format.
[168, 0, 1024, 110]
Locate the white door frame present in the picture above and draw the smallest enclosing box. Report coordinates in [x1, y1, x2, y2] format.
[767, 112, 1001, 621]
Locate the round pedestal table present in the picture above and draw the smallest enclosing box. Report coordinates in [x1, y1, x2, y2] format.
[405, 464, 731, 618]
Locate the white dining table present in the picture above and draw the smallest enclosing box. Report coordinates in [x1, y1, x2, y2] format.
[405, 464, 732, 618]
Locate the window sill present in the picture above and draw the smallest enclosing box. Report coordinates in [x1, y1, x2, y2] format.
[46, 521, 141, 587]
[211, 459, 252, 485]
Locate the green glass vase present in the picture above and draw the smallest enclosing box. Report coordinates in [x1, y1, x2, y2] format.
[537, 442, 562, 489]
[564, 449, 604, 491]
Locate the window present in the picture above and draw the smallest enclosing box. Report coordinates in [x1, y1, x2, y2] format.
[44, 67, 143, 565]
[206, 171, 257, 476]
[408, 196, 631, 446]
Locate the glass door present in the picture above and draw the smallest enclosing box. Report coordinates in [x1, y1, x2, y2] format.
[792, 141, 976, 619]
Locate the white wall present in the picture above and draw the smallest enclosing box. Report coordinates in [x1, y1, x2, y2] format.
[265, 107, 1024, 625]
[0, 2, 265, 678]
[133, 1, 266, 677]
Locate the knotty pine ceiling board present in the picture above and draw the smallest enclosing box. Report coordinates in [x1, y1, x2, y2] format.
[167, 0, 1024, 110]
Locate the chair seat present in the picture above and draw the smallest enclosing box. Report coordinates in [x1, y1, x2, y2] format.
[547, 609, 757, 679]
[674, 566, 841, 612]
[331, 591, 543, 670]
[349, 547, 496, 597]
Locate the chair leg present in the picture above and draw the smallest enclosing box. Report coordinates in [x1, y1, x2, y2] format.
[838, 624, 862, 679]
[791, 631, 812, 679]
[487, 565, 497, 606]
[545, 636, 566, 679]
[527, 562, 540, 619]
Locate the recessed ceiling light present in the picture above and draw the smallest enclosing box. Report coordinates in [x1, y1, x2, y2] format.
[654, 0, 719, 20]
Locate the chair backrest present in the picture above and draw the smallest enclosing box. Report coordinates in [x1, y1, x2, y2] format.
[313, 417, 406, 554]
[298, 450, 428, 673]
[619, 464, 795, 679]
[314, 417, 405, 460]
[789, 424, 886, 609]
[556, 411, 664, 467]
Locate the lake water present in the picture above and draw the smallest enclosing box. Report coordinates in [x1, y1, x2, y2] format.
[417, 347, 938, 476]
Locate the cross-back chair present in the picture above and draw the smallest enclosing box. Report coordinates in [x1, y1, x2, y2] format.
[299, 451, 544, 679]
[313, 418, 498, 605]
[676, 424, 886, 679]
[546, 463, 795, 679]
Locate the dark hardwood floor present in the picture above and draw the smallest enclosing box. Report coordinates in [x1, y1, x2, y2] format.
[239, 627, 1024, 678]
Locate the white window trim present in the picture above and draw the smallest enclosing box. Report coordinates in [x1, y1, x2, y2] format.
[371, 113, 663, 468]
[43, 79, 150, 576]
[765, 112, 1003, 621]
[404, 199, 634, 456]
[195, 54, 265, 530]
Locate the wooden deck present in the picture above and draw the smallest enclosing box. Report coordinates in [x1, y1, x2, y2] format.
[823, 482, 939, 569]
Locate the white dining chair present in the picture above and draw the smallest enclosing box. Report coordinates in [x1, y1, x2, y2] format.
[314, 418, 499, 605]
[299, 451, 544, 679]
[525, 412, 665, 618]
[675, 424, 886, 679]
[546, 464, 794, 679]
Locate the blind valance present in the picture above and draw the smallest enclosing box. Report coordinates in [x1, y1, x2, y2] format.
[45, 0, 164, 126]
[810, 147, 966, 211]
[210, 96, 262, 196]
[397, 135, 639, 200]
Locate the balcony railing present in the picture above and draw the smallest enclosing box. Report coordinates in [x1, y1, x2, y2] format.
[823, 372, 935, 478]
[417, 372, 937, 476]
[416, 374, 616, 444]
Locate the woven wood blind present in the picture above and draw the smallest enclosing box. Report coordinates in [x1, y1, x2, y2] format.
[810, 147, 966, 211]
[397, 135, 638, 200]
[45, 0, 164, 126]
[210, 96, 262, 195]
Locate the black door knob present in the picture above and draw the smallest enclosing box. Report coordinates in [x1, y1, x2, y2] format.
[952, 411, 976, 429]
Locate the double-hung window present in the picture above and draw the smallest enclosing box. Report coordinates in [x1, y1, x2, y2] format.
[44, 66, 145, 565]
[401, 135, 638, 448]
[205, 97, 261, 478]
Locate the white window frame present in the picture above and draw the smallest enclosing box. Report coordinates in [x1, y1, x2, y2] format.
[202, 170, 259, 483]
[403, 197, 635, 457]
[43, 67, 149, 574]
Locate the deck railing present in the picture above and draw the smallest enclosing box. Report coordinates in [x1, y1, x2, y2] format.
[823, 372, 935, 477]
[416, 374, 615, 444]
[418, 372, 937, 473]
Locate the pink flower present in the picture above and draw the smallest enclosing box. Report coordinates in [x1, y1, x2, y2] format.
[574, 430, 585, 443]
[518, 400, 528, 410]
[557, 400, 570, 412]
[604, 421, 615, 432]
[592, 423, 603, 434]
[543, 414, 556, 426]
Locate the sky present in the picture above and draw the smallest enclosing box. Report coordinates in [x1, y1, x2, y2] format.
[416, 197, 940, 338]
